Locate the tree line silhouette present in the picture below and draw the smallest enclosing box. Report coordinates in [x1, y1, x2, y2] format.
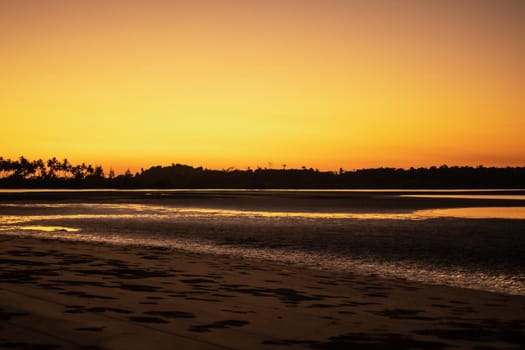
[0, 156, 106, 187]
[1, 156, 524, 189]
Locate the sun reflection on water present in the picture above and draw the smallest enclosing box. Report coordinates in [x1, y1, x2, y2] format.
[16, 225, 80, 232]
[1, 202, 525, 220]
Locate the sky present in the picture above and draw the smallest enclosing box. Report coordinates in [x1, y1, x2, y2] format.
[1, 0, 524, 173]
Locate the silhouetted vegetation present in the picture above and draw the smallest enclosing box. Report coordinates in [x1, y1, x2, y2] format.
[0, 156, 106, 188]
[0, 156, 524, 189]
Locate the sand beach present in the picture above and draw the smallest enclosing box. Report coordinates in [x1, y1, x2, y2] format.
[1, 235, 524, 349]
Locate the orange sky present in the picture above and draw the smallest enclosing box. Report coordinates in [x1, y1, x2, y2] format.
[1, 0, 524, 173]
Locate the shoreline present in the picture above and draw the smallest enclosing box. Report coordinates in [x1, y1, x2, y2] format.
[4, 229, 524, 297]
[1, 235, 524, 349]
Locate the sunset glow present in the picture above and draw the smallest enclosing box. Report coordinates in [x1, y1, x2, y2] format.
[1, 0, 524, 173]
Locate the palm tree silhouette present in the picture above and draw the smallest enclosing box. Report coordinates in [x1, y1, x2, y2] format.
[61, 158, 71, 178]
[47, 157, 59, 178]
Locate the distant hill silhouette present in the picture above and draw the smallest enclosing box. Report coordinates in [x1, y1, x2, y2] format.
[1, 156, 524, 189]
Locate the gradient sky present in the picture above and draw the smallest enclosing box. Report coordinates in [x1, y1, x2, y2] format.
[1, 0, 524, 173]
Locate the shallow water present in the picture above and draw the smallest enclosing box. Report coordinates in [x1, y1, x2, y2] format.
[1, 190, 524, 295]
[403, 194, 525, 201]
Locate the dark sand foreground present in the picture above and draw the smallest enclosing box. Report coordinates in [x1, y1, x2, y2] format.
[1, 236, 524, 349]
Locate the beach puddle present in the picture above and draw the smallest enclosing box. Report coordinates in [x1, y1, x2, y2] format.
[403, 194, 525, 201]
[415, 207, 525, 219]
[0, 225, 79, 233]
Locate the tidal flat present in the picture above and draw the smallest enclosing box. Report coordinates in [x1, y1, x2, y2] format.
[1, 190, 524, 349]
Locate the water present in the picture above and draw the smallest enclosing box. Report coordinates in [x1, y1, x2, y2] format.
[0, 190, 524, 295]
[402, 194, 525, 201]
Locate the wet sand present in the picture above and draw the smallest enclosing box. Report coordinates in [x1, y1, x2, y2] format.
[1, 235, 524, 349]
